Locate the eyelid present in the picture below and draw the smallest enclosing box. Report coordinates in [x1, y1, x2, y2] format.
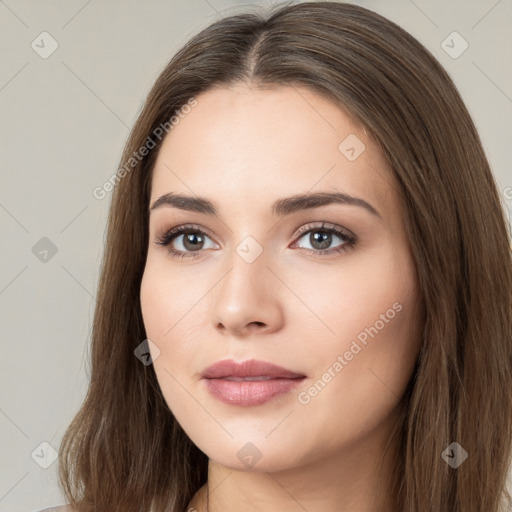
[292, 221, 355, 240]
[155, 223, 218, 247]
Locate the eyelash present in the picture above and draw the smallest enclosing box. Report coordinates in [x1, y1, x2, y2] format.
[154, 222, 357, 259]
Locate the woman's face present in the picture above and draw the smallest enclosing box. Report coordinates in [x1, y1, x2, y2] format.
[140, 84, 424, 472]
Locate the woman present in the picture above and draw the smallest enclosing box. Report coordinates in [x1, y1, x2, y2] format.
[52, 1, 512, 511]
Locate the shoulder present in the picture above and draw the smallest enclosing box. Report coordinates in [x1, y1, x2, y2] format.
[35, 506, 76, 512]
[187, 484, 208, 511]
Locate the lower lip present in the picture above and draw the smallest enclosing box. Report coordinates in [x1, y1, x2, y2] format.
[204, 377, 305, 406]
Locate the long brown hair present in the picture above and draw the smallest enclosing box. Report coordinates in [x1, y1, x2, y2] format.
[58, 2, 512, 511]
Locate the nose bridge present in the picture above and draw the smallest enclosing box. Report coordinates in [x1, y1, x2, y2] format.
[219, 238, 270, 304]
[212, 237, 283, 334]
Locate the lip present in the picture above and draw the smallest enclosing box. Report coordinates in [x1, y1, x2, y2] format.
[201, 358, 305, 379]
[201, 359, 306, 406]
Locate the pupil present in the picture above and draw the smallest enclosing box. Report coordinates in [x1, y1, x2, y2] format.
[311, 231, 331, 250]
[184, 232, 203, 251]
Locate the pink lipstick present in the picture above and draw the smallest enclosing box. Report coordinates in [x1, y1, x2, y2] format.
[201, 359, 306, 406]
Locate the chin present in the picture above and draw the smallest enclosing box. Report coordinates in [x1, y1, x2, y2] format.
[193, 432, 313, 474]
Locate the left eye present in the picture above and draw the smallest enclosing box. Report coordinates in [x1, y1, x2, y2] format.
[293, 226, 353, 252]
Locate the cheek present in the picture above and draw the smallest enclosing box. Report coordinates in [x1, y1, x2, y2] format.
[294, 243, 420, 373]
[288, 246, 418, 349]
[140, 258, 205, 343]
[294, 249, 422, 435]
[300, 290, 421, 449]
[139, 262, 207, 410]
[140, 267, 169, 348]
[140, 266, 186, 393]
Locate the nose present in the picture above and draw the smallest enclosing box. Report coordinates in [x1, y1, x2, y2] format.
[212, 246, 285, 338]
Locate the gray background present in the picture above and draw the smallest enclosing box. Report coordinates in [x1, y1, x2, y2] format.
[1, 1, 511, 511]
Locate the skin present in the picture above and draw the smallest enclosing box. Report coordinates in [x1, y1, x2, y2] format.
[139, 83, 424, 512]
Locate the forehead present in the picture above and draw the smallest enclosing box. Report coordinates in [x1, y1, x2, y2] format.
[150, 84, 396, 218]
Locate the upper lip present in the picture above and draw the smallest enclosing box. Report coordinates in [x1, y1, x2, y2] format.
[201, 359, 306, 379]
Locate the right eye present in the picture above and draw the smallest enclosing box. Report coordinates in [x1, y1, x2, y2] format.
[155, 224, 219, 259]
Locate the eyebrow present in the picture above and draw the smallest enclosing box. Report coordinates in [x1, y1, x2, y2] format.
[150, 191, 381, 218]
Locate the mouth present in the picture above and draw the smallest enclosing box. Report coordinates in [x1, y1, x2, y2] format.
[201, 359, 306, 406]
